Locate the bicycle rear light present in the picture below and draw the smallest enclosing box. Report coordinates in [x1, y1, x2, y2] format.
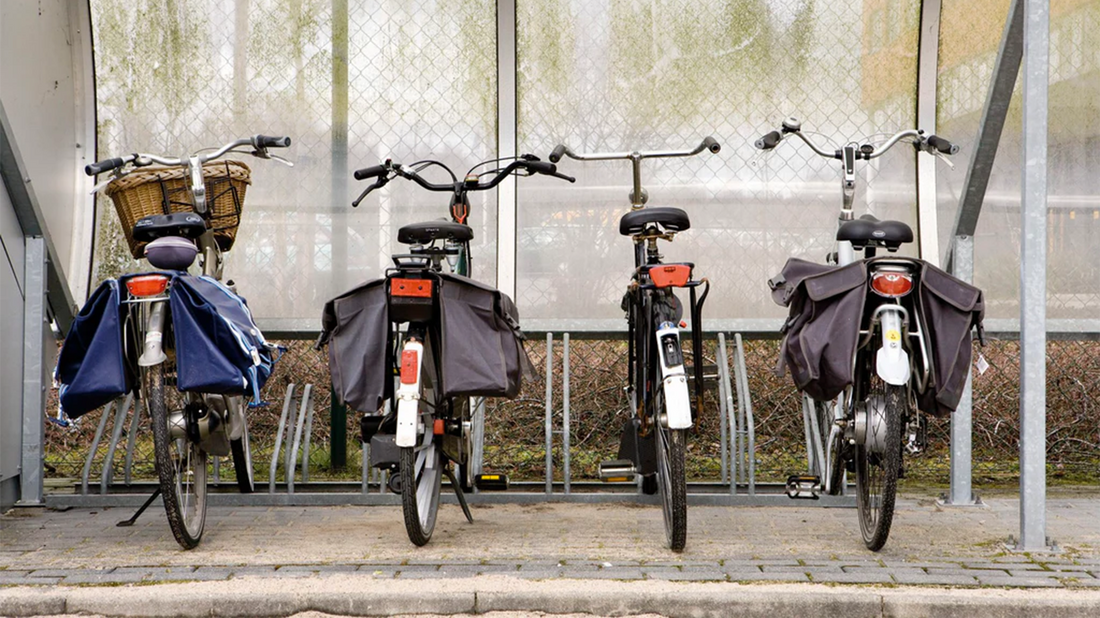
[391, 278, 432, 298]
[400, 349, 419, 384]
[126, 274, 170, 297]
[649, 264, 692, 288]
[870, 272, 913, 297]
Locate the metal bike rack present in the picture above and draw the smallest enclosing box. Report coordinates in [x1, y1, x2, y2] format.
[269, 383, 315, 494]
[80, 393, 136, 495]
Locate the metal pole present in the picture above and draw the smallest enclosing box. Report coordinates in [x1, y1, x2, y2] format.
[329, 0, 350, 469]
[544, 333, 554, 494]
[495, 0, 518, 297]
[1017, 0, 1049, 552]
[716, 334, 729, 485]
[735, 334, 756, 495]
[563, 334, 571, 495]
[19, 237, 47, 505]
[270, 384, 296, 493]
[718, 334, 737, 494]
[81, 400, 114, 497]
[946, 235, 978, 505]
[916, 0, 943, 265]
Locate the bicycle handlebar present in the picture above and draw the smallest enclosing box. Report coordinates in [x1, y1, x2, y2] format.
[754, 118, 958, 161]
[352, 155, 574, 207]
[85, 134, 291, 176]
[549, 136, 721, 163]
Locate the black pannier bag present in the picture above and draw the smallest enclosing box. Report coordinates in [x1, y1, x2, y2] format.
[769, 257, 984, 417]
[916, 262, 985, 417]
[320, 273, 533, 413]
[770, 258, 868, 402]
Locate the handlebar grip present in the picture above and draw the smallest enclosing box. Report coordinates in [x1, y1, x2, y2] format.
[926, 134, 959, 155]
[524, 160, 558, 175]
[549, 144, 567, 163]
[85, 157, 126, 176]
[703, 136, 721, 154]
[354, 164, 387, 181]
[755, 131, 782, 150]
[256, 135, 291, 148]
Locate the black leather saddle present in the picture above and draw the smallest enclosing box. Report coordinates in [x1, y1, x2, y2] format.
[836, 214, 913, 250]
[397, 221, 474, 245]
[132, 212, 207, 242]
[619, 206, 691, 236]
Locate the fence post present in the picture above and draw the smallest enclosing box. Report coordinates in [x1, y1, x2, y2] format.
[945, 235, 979, 506]
[563, 333, 571, 495]
[544, 333, 554, 495]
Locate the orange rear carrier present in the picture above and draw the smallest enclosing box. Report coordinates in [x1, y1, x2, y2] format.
[648, 264, 693, 288]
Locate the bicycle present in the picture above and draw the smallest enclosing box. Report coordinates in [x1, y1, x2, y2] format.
[322, 154, 574, 546]
[758, 118, 983, 550]
[548, 137, 720, 551]
[63, 135, 291, 549]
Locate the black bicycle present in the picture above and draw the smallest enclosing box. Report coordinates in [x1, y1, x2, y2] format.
[549, 137, 719, 551]
[324, 154, 573, 546]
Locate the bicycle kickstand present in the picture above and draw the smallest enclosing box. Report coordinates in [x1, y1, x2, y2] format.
[442, 467, 474, 523]
[116, 487, 161, 527]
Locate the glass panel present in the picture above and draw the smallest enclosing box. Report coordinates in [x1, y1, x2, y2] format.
[90, 0, 497, 319]
[517, 0, 922, 325]
[937, 0, 1100, 321]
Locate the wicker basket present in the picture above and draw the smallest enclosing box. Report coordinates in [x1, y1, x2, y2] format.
[105, 160, 251, 258]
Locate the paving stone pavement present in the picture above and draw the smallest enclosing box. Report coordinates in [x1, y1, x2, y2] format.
[1, 492, 1098, 593]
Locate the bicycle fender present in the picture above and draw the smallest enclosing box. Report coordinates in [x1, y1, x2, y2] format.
[137, 300, 169, 367]
[875, 309, 910, 386]
[395, 340, 424, 447]
[656, 323, 692, 429]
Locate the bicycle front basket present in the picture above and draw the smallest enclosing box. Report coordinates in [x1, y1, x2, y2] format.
[104, 160, 251, 258]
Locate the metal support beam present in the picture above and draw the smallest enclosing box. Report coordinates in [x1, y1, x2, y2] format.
[1015, 0, 1050, 553]
[543, 333, 553, 494]
[945, 0, 1024, 270]
[495, 0, 518, 297]
[916, 0, 942, 265]
[0, 103, 76, 331]
[944, 235, 980, 506]
[19, 238, 47, 505]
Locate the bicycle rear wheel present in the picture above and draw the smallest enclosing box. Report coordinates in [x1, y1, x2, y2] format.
[654, 390, 687, 552]
[230, 409, 254, 493]
[855, 378, 904, 551]
[145, 361, 207, 549]
[400, 341, 443, 546]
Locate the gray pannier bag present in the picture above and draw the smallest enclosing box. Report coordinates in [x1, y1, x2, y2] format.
[769, 257, 984, 417]
[769, 258, 868, 402]
[319, 272, 533, 413]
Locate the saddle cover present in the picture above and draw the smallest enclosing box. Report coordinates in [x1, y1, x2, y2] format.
[769, 257, 984, 417]
[55, 274, 273, 419]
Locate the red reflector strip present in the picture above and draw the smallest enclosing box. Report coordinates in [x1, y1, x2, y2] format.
[126, 275, 170, 297]
[650, 264, 692, 288]
[433, 419, 445, 435]
[391, 278, 432, 298]
[400, 350, 419, 384]
[870, 272, 914, 297]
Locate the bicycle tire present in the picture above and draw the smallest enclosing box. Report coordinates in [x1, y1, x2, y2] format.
[229, 410, 254, 493]
[400, 340, 443, 546]
[855, 380, 904, 551]
[654, 391, 688, 552]
[145, 362, 207, 549]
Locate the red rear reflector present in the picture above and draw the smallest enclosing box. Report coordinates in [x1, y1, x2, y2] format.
[650, 264, 692, 288]
[391, 278, 432, 298]
[126, 275, 169, 297]
[870, 272, 913, 297]
[400, 350, 419, 384]
[433, 419, 444, 435]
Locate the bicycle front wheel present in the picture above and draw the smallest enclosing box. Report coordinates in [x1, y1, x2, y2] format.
[654, 391, 687, 552]
[855, 379, 904, 551]
[145, 362, 207, 549]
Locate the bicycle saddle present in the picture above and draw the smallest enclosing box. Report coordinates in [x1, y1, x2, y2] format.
[397, 220, 474, 245]
[619, 206, 691, 236]
[836, 214, 912, 250]
[132, 212, 207, 242]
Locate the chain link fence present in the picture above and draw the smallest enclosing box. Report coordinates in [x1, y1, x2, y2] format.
[47, 335, 1100, 489]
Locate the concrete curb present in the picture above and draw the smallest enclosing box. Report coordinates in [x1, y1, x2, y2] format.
[3, 577, 1100, 617]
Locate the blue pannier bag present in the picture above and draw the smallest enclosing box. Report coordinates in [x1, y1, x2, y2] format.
[55, 279, 130, 419]
[169, 275, 273, 401]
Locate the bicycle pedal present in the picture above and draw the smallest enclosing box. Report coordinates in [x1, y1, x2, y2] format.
[474, 473, 509, 491]
[785, 474, 820, 500]
[598, 459, 637, 482]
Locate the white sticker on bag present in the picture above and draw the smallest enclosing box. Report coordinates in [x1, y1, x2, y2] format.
[975, 353, 990, 376]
